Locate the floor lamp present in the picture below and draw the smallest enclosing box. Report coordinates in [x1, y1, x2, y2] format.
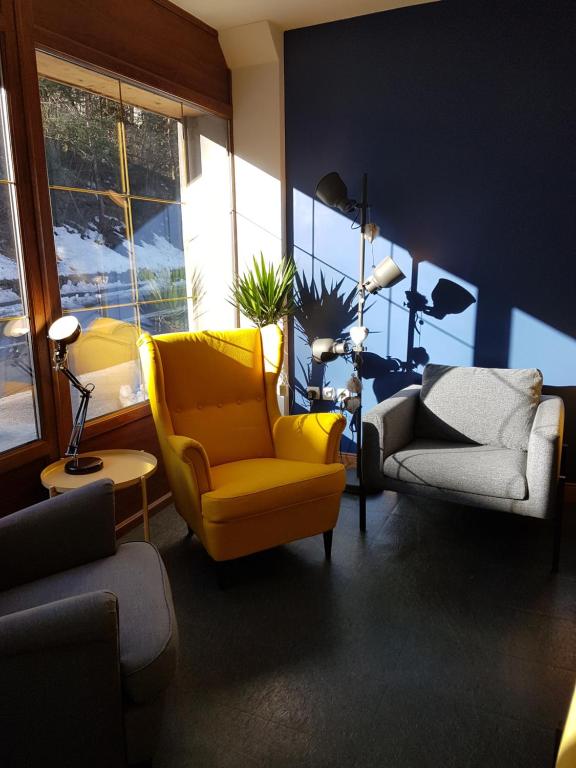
[314, 172, 406, 531]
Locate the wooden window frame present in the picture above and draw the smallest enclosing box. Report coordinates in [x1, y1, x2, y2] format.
[0, 0, 233, 491]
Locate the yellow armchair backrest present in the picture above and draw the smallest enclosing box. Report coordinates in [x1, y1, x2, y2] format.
[139, 326, 284, 467]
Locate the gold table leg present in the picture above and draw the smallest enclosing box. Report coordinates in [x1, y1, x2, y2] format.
[141, 476, 150, 542]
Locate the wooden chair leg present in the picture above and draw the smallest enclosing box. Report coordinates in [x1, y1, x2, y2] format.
[323, 530, 333, 561]
[552, 474, 566, 574]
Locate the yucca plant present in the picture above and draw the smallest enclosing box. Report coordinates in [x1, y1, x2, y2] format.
[230, 252, 297, 327]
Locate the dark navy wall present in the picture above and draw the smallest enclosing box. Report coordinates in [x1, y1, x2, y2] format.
[285, 0, 576, 476]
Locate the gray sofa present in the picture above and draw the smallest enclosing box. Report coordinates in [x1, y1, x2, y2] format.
[0, 479, 178, 767]
[363, 365, 565, 564]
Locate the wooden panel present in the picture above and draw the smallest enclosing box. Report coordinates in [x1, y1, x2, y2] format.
[32, 0, 231, 117]
[36, 50, 204, 119]
[0, 0, 61, 465]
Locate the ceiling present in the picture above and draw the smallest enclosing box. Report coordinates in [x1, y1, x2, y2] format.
[171, 0, 437, 32]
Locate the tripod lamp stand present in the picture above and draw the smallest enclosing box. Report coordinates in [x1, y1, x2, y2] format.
[48, 315, 103, 475]
[313, 171, 406, 531]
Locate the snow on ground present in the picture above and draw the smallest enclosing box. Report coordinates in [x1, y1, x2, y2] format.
[0, 254, 18, 281]
[54, 227, 183, 277]
[133, 233, 183, 271]
[54, 226, 130, 275]
[0, 228, 186, 319]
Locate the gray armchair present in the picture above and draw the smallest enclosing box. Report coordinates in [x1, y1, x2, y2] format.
[0, 479, 178, 767]
[363, 365, 565, 567]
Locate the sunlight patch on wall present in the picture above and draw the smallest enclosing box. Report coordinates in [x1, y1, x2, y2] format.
[234, 155, 282, 272]
[509, 308, 576, 385]
[291, 187, 480, 448]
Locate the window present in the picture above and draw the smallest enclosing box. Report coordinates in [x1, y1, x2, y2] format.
[38, 52, 233, 420]
[0, 59, 40, 454]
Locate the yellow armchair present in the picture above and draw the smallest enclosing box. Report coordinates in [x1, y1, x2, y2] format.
[138, 325, 346, 562]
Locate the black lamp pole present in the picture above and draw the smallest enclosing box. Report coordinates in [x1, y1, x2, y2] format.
[56, 364, 97, 470]
[355, 173, 368, 532]
[51, 333, 103, 476]
[314, 170, 406, 532]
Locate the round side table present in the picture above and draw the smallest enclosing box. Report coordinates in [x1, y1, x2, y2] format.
[41, 449, 157, 542]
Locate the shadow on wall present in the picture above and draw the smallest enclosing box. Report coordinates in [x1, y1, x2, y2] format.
[290, 188, 576, 474]
[290, 190, 479, 453]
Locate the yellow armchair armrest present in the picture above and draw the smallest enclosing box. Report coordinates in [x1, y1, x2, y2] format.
[167, 435, 213, 494]
[273, 413, 346, 464]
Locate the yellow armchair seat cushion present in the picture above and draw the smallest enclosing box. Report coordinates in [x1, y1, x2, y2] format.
[203, 458, 345, 523]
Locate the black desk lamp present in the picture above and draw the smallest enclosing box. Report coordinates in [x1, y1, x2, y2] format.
[48, 315, 103, 475]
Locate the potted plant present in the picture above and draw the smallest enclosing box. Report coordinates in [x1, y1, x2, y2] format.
[229, 252, 296, 327]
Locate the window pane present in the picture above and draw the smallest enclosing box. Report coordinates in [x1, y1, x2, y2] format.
[38, 51, 232, 424]
[67, 308, 144, 419]
[0, 184, 23, 318]
[132, 199, 185, 301]
[50, 189, 133, 309]
[124, 107, 181, 200]
[39, 78, 122, 191]
[0, 319, 39, 452]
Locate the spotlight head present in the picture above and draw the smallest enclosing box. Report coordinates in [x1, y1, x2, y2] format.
[311, 337, 349, 364]
[314, 172, 357, 213]
[363, 256, 405, 294]
[349, 326, 369, 349]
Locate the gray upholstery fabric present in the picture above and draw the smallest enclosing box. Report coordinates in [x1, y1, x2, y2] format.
[362, 385, 420, 493]
[363, 385, 564, 520]
[0, 592, 126, 768]
[0, 480, 116, 591]
[378, 475, 522, 514]
[415, 364, 543, 450]
[0, 590, 119, 654]
[382, 440, 528, 500]
[524, 395, 565, 518]
[0, 541, 177, 705]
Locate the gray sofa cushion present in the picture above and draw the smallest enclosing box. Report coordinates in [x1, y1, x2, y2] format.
[382, 439, 528, 499]
[0, 542, 177, 705]
[415, 364, 542, 450]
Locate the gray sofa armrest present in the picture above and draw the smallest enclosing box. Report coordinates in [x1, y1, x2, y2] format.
[524, 395, 565, 518]
[0, 479, 117, 591]
[362, 384, 421, 492]
[0, 591, 126, 768]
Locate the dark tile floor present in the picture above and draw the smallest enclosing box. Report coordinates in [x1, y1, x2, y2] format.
[122, 491, 576, 768]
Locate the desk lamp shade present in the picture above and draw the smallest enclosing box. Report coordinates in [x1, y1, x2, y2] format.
[48, 315, 103, 475]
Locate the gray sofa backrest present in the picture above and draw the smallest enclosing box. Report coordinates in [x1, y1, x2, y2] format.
[415, 364, 543, 450]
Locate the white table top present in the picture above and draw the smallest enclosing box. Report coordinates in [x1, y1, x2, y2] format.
[40, 449, 157, 493]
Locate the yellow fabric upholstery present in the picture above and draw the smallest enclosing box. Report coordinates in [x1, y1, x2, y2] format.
[138, 326, 346, 561]
[204, 458, 344, 523]
[274, 414, 344, 464]
[558, 685, 576, 768]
